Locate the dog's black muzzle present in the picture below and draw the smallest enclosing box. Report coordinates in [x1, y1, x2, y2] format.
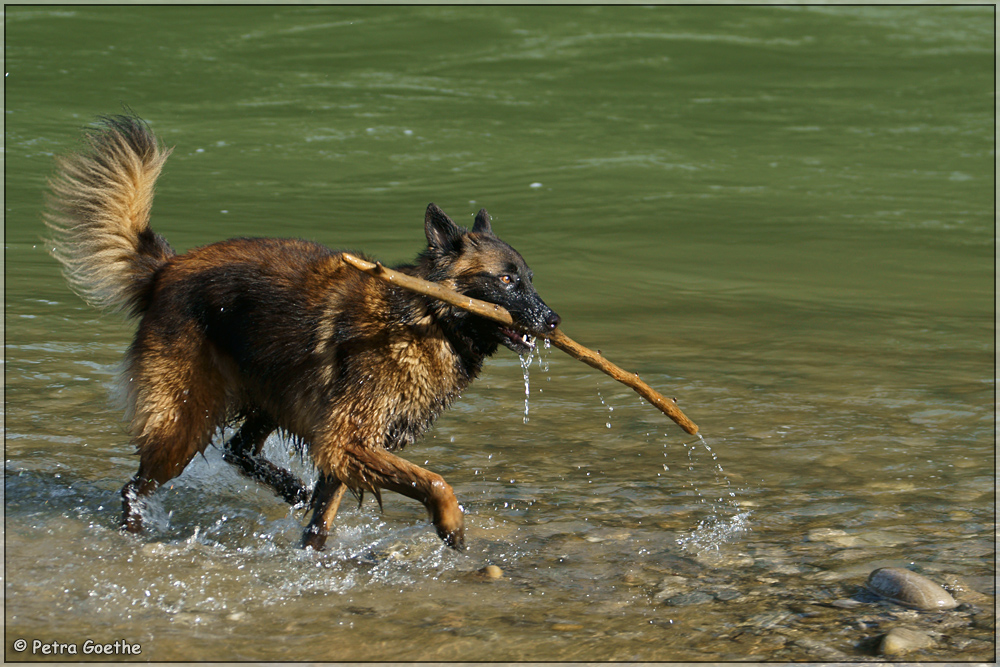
[499, 297, 560, 354]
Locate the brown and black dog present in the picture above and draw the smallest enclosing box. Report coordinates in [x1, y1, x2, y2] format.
[45, 114, 560, 550]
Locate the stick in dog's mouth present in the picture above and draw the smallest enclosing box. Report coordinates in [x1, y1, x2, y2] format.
[340, 252, 699, 435]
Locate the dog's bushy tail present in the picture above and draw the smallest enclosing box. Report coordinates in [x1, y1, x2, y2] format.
[45, 114, 175, 317]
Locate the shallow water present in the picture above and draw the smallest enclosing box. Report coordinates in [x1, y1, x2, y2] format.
[4, 6, 995, 662]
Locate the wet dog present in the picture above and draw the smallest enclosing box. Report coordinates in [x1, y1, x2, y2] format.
[45, 114, 560, 550]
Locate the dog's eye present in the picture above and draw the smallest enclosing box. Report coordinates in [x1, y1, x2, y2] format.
[499, 274, 514, 285]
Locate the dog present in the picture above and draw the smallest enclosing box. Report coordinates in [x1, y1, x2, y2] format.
[45, 114, 560, 551]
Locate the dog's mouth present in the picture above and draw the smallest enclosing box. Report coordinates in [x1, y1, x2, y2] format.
[499, 326, 536, 353]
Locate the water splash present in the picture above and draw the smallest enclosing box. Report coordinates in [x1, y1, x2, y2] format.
[676, 509, 752, 553]
[668, 434, 750, 552]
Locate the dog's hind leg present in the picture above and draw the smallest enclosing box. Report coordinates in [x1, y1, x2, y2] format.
[301, 473, 348, 550]
[222, 413, 308, 506]
[120, 332, 230, 533]
[121, 390, 224, 533]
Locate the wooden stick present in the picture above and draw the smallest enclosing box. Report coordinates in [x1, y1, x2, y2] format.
[341, 253, 699, 435]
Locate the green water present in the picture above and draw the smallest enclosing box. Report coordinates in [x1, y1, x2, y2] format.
[4, 6, 994, 662]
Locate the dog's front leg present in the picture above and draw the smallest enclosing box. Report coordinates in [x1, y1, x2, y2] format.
[337, 444, 465, 550]
[301, 473, 348, 550]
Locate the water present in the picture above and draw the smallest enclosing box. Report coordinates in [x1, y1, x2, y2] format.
[5, 6, 994, 662]
[519, 337, 552, 423]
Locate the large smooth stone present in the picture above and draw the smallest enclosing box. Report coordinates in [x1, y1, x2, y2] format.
[866, 567, 957, 610]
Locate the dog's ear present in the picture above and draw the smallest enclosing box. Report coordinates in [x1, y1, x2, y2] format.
[425, 203, 464, 250]
[471, 208, 493, 235]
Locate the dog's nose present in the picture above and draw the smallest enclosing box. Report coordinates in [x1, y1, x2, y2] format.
[545, 311, 561, 331]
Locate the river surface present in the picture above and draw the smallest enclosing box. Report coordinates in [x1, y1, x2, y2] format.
[4, 6, 995, 662]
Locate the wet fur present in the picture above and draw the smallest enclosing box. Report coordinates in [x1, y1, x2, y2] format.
[46, 114, 559, 550]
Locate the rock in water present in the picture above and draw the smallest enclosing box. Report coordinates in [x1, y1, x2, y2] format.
[880, 627, 936, 656]
[866, 567, 957, 610]
[664, 591, 713, 606]
[479, 565, 503, 579]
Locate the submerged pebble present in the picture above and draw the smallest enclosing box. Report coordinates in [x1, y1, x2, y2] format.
[866, 567, 957, 610]
[792, 637, 850, 661]
[713, 589, 742, 601]
[880, 627, 936, 655]
[806, 527, 906, 547]
[746, 610, 794, 630]
[478, 565, 503, 580]
[691, 550, 754, 568]
[806, 527, 848, 542]
[664, 591, 714, 606]
[829, 598, 863, 609]
[549, 622, 584, 632]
